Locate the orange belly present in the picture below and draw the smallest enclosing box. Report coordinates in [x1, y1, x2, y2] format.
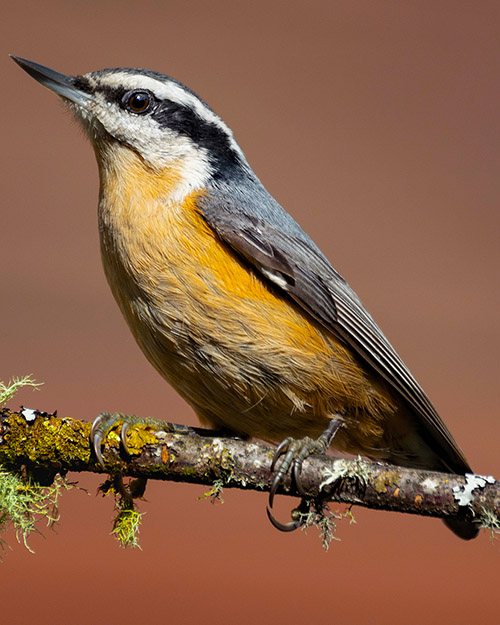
[96, 147, 402, 458]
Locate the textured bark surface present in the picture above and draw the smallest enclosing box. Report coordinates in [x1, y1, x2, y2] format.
[0, 407, 498, 527]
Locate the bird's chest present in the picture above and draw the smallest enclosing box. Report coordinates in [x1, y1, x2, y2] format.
[98, 166, 226, 343]
[97, 158, 282, 367]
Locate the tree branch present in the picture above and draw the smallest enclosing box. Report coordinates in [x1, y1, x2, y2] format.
[0, 407, 498, 531]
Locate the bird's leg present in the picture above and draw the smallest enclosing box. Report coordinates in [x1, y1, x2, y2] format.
[267, 416, 344, 531]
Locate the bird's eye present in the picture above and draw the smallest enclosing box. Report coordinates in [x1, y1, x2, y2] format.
[123, 90, 154, 114]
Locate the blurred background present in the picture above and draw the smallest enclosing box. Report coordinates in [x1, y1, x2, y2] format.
[2, 1, 499, 623]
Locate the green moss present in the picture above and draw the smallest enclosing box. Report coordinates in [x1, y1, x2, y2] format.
[0, 376, 72, 554]
[0, 468, 68, 554]
[198, 478, 225, 504]
[111, 497, 144, 549]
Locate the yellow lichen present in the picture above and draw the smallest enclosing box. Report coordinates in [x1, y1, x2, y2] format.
[373, 470, 401, 494]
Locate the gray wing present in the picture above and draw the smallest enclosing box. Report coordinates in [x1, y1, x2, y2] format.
[199, 187, 471, 473]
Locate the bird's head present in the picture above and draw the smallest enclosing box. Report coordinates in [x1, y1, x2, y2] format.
[11, 56, 247, 187]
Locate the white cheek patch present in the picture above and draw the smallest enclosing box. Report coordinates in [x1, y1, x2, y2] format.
[71, 92, 213, 199]
[89, 92, 203, 166]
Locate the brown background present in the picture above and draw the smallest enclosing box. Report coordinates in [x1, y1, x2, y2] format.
[2, 1, 499, 623]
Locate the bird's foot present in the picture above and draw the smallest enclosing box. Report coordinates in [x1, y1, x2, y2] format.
[90, 412, 194, 500]
[267, 416, 344, 532]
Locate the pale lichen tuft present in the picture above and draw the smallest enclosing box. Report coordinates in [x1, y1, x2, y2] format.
[0, 469, 68, 555]
[0, 376, 42, 408]
[320, 456, 369, 492]
[477, 506, 500, 541]
[298, 502, 340, 551]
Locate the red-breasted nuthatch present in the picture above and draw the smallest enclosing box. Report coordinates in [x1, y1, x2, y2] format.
[12, 56, 478, 539]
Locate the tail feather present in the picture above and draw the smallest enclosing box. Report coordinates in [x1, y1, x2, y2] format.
[384, 420, 479, 540]
[443, 517, 479, 541]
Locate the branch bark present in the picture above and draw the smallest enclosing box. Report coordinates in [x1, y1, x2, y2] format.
[0, 407, 498, 530]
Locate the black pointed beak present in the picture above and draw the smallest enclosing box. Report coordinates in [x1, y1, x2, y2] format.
[10, 55, 91, 108]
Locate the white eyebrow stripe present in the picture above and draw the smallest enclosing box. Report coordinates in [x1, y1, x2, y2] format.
[86, 71, 244, 158]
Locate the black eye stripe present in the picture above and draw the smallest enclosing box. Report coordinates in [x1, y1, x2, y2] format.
[153, 100, 242, 176]
[95, 80, 243, 178]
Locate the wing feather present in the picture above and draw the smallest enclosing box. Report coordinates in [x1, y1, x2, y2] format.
[199, 189, 470, 472]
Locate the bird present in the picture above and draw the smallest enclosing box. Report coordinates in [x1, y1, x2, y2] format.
[11, 55, 478, 539]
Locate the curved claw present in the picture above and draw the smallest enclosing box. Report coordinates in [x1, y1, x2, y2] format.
[90, 415, 106, 469]
[270, 437, 292, 472]
[293, 459, 308, 498]
[267, 418, 345, 534]
[269, 472, 281, 509]
[266, 506, 301, 532]
[90, 413, 132, 468]
[121, 421, 131, 456]
[269, 446, 295, 508]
